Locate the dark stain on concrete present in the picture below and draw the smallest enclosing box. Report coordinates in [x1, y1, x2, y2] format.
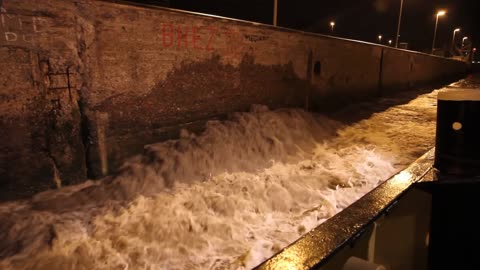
[0, 50, 87, 202]
[90, 54, 309, 177]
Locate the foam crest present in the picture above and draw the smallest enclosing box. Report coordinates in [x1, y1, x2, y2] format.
[0, 87, 441, 270]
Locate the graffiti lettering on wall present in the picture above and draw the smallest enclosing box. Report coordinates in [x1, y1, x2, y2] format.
[244, 34, 269, 42]
[0, 7, 45, 44]
[161, 23, 249, 51]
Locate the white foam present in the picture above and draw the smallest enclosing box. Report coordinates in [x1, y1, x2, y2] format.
[0, 87, 442, 270]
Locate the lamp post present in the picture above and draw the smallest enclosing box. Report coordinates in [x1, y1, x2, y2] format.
[330, 21, 335, 32]
[395, 0, 405, 47]
[462, 36, 468, 47]
[431, 10, 446, 54]
[451, 28, 460, 53]
[388, 40, 393, 46]
[273, 0, 278, 26]
[378, 35, 382, 43]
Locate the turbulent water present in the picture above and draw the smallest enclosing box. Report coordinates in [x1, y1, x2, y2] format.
[0, 79, 472, 270]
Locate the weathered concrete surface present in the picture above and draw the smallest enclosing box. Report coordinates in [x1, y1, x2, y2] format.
[0, 1, 86, 200]
[0, 0, 467, 201]
[381, 48, 467, 92]
[308, 39, 382, 107]
[78, 0, 315, 178]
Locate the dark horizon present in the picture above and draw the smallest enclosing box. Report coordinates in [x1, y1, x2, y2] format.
[138, 0, 478, 56]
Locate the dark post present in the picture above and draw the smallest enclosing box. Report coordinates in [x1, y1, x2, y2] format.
[429, 89, 480, 269]
[434, 89, 480, 177]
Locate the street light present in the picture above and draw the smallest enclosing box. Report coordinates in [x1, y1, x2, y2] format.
[431, 10, 446, 54]
[451, 28, 460, 53]
[462, 36, 468, 47]
[330, 21, 335, 32]
[395, 0, 405, 47]
[388, 40, 393, 46]
[378, 35, 382, 43]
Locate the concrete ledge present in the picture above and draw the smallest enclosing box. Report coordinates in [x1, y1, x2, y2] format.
[254, 149, 435, 269]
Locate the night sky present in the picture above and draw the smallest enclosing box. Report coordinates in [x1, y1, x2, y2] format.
[167, 0, 478, 54]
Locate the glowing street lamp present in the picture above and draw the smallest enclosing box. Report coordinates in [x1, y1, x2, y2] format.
[462, 36, 468, 47]
[388, 39, 393, 46]
[330, 21, 335, 32]
[378, 35, 382, 43]
[431, 10, 446, 54]
[451, 28, 461, 52]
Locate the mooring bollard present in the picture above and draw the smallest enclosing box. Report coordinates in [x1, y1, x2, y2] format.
[434, 89, 480, 177]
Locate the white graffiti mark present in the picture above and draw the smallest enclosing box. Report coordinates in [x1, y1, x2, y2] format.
[4, 31, 15, 41]
[1, 7, 44, 44]
[22, 33, 32, 42]
[1, 9, 6, 26]
[1, 12, 16, 28]
[33, 17, 45, 33]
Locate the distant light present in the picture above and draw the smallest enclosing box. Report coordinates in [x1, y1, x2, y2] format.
[454, 28, 461, 33]
[388, 40, 392, 45]
[329, 21, 335, 32]
[473, 48, 477, 52]
[437, 10, 446, 16]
